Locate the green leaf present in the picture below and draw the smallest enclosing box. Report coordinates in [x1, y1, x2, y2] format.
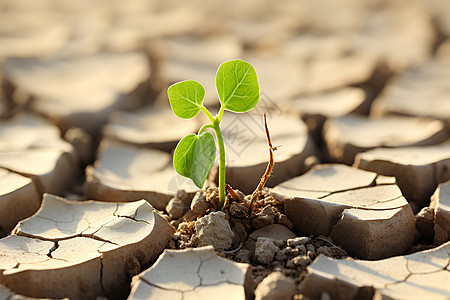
[216, 59, 259, 113]
[167, 80, 205, 119]
[173, 132, 216, 188]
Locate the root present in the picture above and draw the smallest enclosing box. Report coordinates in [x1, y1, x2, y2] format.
[249, 113, 277, 208]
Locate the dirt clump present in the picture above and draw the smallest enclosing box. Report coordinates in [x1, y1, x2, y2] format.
[166, 186, 349, 297]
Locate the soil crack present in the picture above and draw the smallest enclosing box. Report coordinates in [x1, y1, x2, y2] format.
[15, 231, 118, 246]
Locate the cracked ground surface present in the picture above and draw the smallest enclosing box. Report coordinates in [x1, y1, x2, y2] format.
[0, 0, 449, 298]
[301, 241, 450, 300]
[0, 114, 78, 236]
[272, 164, 415, 259]
[85, 140, 199, 211]
[0, 194, 174, 300]
[128, 246, 251, 300]
[323, 116, 448, 165]
[355, 142, 450, 210]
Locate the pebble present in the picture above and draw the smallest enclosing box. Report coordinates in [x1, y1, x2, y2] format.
[306, 244, 315, 254]
[166, 197, 188, 219]
[282, 246, 300, 257]
[255, 271, 297, 300]
[190, 191, 209, 214]
[176, 189, 193, 205]
[316, 246, 333, 257]
[235, 249, 252, 263]
[252, 205, 275, 229]
[255, 237, 280, 264]
[286, 256, 312, 268]
[296, 244, 307, 256]
[287, 237, 311, 247]
[192, 211, 234, 251]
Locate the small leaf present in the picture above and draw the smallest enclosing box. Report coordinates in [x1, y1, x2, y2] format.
[173, 132, 216, 188]
[167, 80, 205, 119]
[216, 59, 259, 113]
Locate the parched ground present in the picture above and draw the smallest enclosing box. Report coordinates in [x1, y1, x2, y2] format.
[0, 0, 449, 299]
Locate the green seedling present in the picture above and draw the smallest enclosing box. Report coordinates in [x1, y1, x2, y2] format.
[167, 59, 259, 207]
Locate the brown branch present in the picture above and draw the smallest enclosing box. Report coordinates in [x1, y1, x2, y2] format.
[249, 113, 277, 208]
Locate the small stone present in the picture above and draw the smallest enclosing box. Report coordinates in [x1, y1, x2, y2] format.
[306, 244, 316, 259]
[235, 249, 252, 263]
[255, 237, 280, 265]
[307, 251, 316, 260]
[287, 237, 311, 247]
[306, 244, 315, 253]
[252, 205, 275, 229]
[275, 249, 287, 262]
[276, 213, 293, 229]
[296, 245, 307, 256]
[192, 211, 234, 251]
[415, 207, 435, 240]
[230, 219, 247, 247]
[166, 197, 188, 219]
[176, 189, 192, 205]
[255, 271, 297, 300]
[316, 246, 333, 257]
[229, 201, 249, 218]
[282, 246, 300, 257]
[190, 191, 210, 214]
[287, 256, 312, 269]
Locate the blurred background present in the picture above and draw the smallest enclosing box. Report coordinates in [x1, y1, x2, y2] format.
[1, 0, 449, 130]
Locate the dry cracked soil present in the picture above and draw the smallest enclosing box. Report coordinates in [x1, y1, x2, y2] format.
[0, 0, 450, 299]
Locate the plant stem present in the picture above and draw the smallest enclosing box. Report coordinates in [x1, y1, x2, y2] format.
[213, 118, 226, 206]
[198, 124, 214, 135]
[199, 106, 215, 123]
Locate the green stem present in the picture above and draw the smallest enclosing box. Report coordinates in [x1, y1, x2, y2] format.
[212, 118, 226, 206]
[199, 106, 215, 123]
[198, 124, 214, 135]
[216, 105, 225, 123]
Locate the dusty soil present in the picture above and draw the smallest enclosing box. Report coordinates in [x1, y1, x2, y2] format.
[166, 186, 353, 295]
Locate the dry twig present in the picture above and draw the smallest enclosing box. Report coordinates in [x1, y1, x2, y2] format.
[249, 113, 277, 208]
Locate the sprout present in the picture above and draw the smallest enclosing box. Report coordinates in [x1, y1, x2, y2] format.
[167, 59, 259, 206]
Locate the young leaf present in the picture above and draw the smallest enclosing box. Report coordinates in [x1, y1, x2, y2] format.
[167, 80, 205, 119]
[173, 132, 216, 188]
[216, 59, 259, 113]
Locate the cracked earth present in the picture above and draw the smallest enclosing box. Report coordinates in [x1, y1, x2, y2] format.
[1, 0, 450, 299]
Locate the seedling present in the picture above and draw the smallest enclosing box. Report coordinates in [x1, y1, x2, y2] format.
[167, 59, 259, 207]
